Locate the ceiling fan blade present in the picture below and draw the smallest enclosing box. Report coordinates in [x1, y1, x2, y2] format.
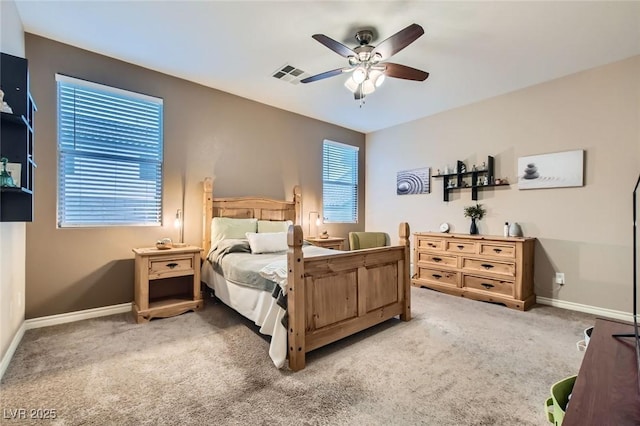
[312, 34, 356, 58]
[301, 68, 348, 83]
[384, 63, 429, 81]
[372, 23, 424, 60]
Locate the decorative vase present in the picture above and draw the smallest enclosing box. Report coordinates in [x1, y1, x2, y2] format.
[470, 218, 478, 235]
[508, 222, 523, 237]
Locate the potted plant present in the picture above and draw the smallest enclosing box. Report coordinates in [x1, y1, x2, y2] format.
[463, 203, 486, 235]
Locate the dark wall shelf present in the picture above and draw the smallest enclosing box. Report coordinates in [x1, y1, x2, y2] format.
[1, 52, 36, 222]
[433, 156, 509, 201]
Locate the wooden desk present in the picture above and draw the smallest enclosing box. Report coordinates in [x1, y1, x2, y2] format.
[563, 318, 640, 425]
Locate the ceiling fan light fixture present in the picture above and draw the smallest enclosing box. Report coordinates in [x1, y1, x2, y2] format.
[344, 76, 359, 93]
[362, 79, 376, 95]
[370, 70, 386, 88]
[352, 66, 367, 84]
[304, 23, 428, 105]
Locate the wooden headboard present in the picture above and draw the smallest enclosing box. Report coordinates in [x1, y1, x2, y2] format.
[201, 177, 302, 256]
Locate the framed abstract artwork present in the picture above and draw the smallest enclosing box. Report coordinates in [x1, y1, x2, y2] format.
[397, 167, 430, 195]
[518, 150, 584, 190]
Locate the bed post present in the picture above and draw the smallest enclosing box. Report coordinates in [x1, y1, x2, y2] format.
[287, 224, 306, 371]
[293, 185, 302, 225]
[399, 222, 411, 321]
[202, 177, 214, 259]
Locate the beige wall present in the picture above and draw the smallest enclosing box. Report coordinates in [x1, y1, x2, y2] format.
[24, 34, 365, 319]
[0, 0, 26, 362]
[366, 56, 640, 313]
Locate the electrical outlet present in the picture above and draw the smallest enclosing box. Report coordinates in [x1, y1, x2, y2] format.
[555, 272, 565, 285]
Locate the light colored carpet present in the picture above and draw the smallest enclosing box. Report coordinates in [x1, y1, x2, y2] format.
[0, 288, 593, 425]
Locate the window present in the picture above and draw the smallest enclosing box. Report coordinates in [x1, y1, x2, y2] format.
[56, 75, 163, 227]
[322, 140, 359, 223]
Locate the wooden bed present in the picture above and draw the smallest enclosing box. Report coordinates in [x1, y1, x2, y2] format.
[201, 177, 411, 371]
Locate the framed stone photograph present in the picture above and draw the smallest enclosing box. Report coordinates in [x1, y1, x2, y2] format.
[518, 150, 584, 190]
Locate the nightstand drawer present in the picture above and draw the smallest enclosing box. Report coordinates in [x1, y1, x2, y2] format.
[307, 237, 344, 250]
[463, 274, 514, 297]
[149, 256, 194, 279]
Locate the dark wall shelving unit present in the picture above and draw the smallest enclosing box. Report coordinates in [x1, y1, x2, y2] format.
[1, 52, 36, 222]
[433, 156, 509, 201]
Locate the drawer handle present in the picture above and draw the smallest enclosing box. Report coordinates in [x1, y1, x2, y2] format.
[457, 245, 464, 250]
[481, 283, 495, 289]
[432, 274, 442, 279]
[481, 263, 494, 269]
[428, 243, 436, 247]
[493, 248, 502, 253]
[432, 257, 442, 262]
[166, 262, 179, 269]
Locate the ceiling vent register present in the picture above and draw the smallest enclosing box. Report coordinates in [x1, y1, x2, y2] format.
[272, 65, 309, 84]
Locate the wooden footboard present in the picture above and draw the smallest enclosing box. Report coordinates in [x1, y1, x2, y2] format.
[287, 223, 411, 371]
[201, 177, 411, 371]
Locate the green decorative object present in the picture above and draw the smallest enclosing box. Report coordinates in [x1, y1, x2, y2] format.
[0, 157, 16, 187]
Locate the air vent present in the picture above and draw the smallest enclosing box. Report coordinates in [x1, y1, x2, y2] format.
[272, 64, 309, 85]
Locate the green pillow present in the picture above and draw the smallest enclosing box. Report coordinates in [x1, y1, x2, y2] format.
[211, 217, 257, 243]
[257, 220, 293, 233]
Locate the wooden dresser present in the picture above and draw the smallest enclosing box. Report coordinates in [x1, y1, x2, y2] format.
[412, 232, 536, 310]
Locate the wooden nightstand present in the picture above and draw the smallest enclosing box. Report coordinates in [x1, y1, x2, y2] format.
[132, 245, 203, 323]
[306, 236, 345, 250]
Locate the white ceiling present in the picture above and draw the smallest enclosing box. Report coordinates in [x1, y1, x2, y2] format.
[13, 1, 640, 134]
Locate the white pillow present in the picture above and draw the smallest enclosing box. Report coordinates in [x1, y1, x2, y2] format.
[211, 217, 257, 243]
[257, 220, 293, 233]
[245, 232, 288, 254]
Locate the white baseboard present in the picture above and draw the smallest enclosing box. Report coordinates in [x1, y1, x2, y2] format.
[536, 297, 633, 322]
[24, 302, 133, 330]
[0, 321, 26, 382]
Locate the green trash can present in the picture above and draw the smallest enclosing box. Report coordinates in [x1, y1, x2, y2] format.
[545, 375, 577, 425]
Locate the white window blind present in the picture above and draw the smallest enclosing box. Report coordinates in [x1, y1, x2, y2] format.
[322, 140, 359, 223]
[56, 75, 163, 227]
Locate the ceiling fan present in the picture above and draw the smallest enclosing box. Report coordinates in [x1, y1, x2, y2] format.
[301, 23, 429, 101]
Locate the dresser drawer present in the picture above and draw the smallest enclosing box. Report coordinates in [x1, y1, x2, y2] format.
[445, 240, 477, 254]
[463, 274, 514, 297]
[149, 255, 194, 279]
[479, 243, 516, 258]
[417, 267, 459, 287]
[417, 237, 444, 251]
[462, 257, 515, 277]
[417, 252, 458, 268]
